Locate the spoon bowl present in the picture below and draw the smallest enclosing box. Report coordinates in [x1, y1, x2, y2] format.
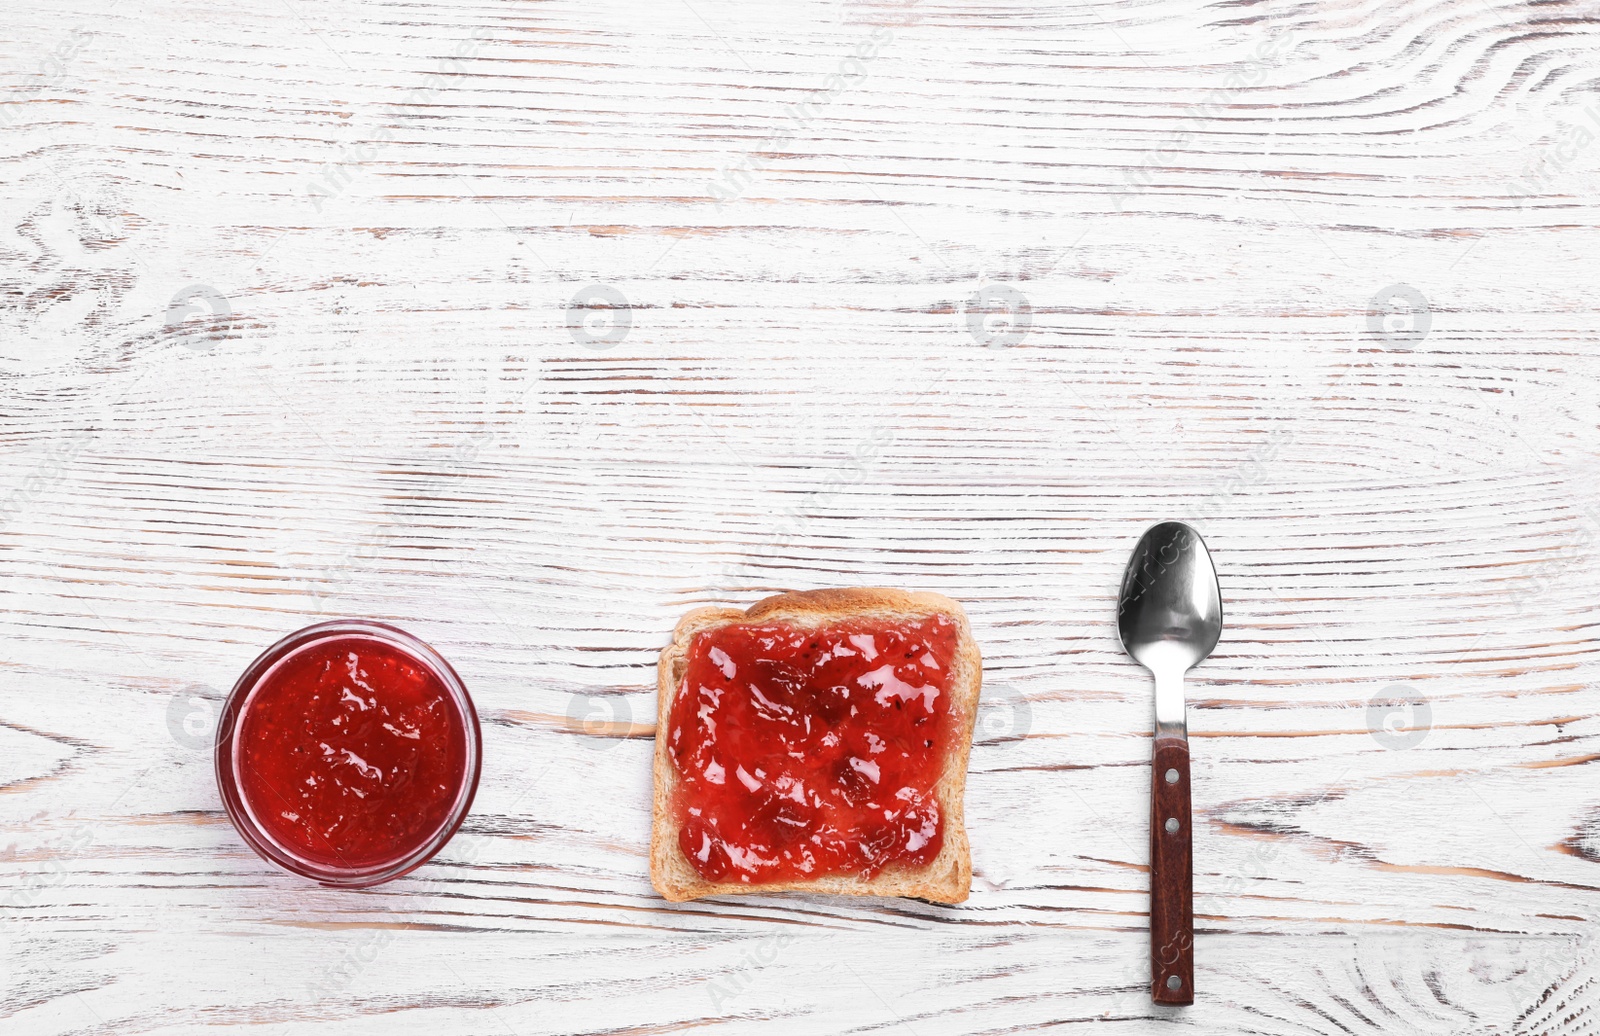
[1117, 521, 1223, 674]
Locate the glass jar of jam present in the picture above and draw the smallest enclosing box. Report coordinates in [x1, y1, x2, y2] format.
[214, 620, 481, 887]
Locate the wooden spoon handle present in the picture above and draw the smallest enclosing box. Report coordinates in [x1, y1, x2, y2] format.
[1150, 735, 1194, 1004]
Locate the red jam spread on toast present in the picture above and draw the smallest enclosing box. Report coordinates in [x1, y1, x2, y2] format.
[236, 636, 469, 869]
[668, 614, 960, 884]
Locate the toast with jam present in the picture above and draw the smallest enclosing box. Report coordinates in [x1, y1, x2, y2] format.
[652, 588, 981, 903]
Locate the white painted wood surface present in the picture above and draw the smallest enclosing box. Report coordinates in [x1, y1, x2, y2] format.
[2, 0, 1598, 1031]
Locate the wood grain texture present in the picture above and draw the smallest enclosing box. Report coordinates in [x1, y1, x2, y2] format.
[1, 0, 1598, 1032]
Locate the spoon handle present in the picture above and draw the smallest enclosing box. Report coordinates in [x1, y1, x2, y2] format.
[1150, 733, 1194, 1003]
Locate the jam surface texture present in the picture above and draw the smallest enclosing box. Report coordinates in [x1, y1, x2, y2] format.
[668, 614, 960, 884]
[236, 636, 468, 869]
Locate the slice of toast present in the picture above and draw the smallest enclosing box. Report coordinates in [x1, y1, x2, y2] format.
[651, 588, 981, 904]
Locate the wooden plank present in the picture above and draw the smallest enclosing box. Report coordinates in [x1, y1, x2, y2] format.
[2, 0, 1598, 1031]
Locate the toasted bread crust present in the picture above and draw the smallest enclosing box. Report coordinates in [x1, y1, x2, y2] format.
[651, 588, 981, 904]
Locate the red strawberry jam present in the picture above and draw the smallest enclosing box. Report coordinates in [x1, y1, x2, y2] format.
[217, 622, 480, 886]
[668, 614, 960, 884]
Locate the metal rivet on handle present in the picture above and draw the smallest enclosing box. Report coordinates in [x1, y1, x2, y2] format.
[1165, 768, 1179, 784]
[1167, 975, 1182, 991]
[1165, 817, 1179, 834]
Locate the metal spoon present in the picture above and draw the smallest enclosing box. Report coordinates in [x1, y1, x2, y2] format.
[1116, 520, 1223, 1005]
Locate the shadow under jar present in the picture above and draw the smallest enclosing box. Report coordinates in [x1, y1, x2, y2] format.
[215, 620, 481, 887]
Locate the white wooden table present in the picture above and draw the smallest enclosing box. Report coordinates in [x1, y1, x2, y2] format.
[3, 1, 1597, 1032]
